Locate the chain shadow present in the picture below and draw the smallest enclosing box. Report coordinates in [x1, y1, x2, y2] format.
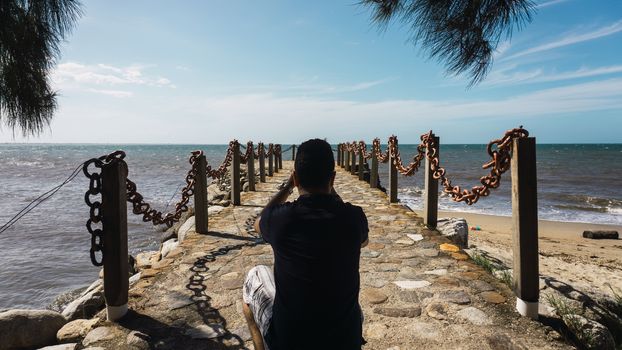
[185, 238, 267, 349]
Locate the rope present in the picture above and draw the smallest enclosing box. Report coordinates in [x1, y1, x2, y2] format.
[0, 161, 85, 235]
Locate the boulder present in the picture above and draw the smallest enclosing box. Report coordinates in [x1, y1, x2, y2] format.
[160, 239, 179, 258]
[0, 309, 67, 350]
[57, 318, 98, 343]
[39, 344, 78, 350]
[437, 217, 468, 248]
[135, 251, 158, 269]
[177, 216, 195, 242]
[61, 280, 104, 321]
[562, 314, 615, 350]
[207, 184, 226, 202]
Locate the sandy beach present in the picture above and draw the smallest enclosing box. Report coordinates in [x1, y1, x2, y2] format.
[416, 210, 622, 298]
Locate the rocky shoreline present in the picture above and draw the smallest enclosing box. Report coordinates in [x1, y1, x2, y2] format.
[0, 165, 262, 350]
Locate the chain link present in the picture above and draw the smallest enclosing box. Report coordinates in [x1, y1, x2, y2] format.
[240, 141, 254, 163]
[126, 150, 202, 228]
[83, 151, 126, 266]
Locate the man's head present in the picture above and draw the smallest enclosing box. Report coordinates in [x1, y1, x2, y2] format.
[293, 139, 335, 193]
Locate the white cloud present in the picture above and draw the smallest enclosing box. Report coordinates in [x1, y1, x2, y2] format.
[503, 20, 622, 61]
[219, 78, 395, 96]
[52, 62, 175, 97]
[86, 89, 133, 98]
[484, 65, 622, 86]
[536, 0, 570, 9]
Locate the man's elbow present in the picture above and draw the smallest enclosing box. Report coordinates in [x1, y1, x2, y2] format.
[361, 239, 369, 248]
[254, 217, 262, 235]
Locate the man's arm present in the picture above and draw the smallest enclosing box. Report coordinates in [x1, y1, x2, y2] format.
[254, 173, 295, 235]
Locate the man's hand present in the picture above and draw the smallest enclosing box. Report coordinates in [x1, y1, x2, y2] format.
[255, 171, 296, 236]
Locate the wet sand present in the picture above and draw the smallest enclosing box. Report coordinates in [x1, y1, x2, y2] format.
[416, 210, 622, 297]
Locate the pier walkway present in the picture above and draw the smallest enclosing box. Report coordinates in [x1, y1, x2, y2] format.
[76, 161, 568, 350]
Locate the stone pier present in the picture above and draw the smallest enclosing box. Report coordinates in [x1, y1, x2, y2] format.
[64, 161, 570, 350]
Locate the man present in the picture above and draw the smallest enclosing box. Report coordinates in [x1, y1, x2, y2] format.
[242, 139, 369, 350]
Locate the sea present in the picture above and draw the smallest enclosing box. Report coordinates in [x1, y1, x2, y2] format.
[0, 143, 621, 310]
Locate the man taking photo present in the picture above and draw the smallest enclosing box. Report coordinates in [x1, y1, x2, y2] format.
[242, 138, 369, 350]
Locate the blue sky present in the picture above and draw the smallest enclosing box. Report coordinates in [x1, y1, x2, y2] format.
[2, 0, 621, 143]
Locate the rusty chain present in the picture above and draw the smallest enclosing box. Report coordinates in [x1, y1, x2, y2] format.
[425, 127, 529, 205]
[126, 150, 202, 228]
[83, 150, 127, 266]
[206, 140, 237, 179]
[240, 141, 254, 163]
[388, 135, 427, 176]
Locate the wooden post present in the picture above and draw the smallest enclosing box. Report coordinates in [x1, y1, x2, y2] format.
[350, 150, 356, 175]
[345, 148, 351, 171]
[340, 146, 345, 168]
[358, 150, 364, 181]
[370, 152, 378, 188]
[389, 143, 398, 203]
[512, 137, 539, 319]
[337, 144, 341, 166]
[278, 145, 283, 169]
[274, 145, 279, 174]
[424, 134, 439, 228]
[268, 144, 274, 176]
[292, 145, 296, 161]
[259, 144, 266, 183]
[101, 159, 129, 321]
[194, 154, 208, 234]
[248, 144, 256, 191]
[231, 142, 241, 205]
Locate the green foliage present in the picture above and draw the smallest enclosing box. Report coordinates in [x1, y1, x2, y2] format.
[360, 0, 535, 86]
[545, 293, 597, 349]
[0, 0, 82, 136]
[470, 251, 512, 288]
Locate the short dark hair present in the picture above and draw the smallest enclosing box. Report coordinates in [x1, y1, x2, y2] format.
[295, 139, 335, 189]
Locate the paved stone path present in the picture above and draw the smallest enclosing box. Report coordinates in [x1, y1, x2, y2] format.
[71, 161, 571, 350]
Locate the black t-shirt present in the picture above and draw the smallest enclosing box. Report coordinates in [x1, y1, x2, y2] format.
[260, 193, 369, 350]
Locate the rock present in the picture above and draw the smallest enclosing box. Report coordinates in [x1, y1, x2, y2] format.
[480, 291, 506, 304]
[82, 326, 116, 346]
[230, 326, 251, 341]
[61, 280, 104, 321]
[457, 307, 493, 325]
[439, 243, 460, 252]
[562, 314, 615, 350]
[222, 278, 243, 290]
[425, 302, 448, 320]
[437, 217, 469, 248]
[393, 280, 431, 290]
[160, 229, 177, 243]
[470, 280, 495, 292]
[361, 250, 382, 258]
[160, 239, 179, 258]
[57, 318, 98, 343]
[406, 233, 424, 242]
[435, 290, 471, 305]
[48, 287, 87, 313]
[185, 324, 227, 339]
[365, 323, 388, 339]
[177, 217, 195, 242]
[361, 289, 389, 304]
[374, 306, 421, 318]
[208, 205, 226, 215]
[136, 251, 157, 269]
[0, 309, 67, 350]
[363, 278, 387, 288]
[398, 290, 421, 303]
[39, 344, 78, 350]
[406, 321, 441, 340]
[207, 184, 226, 201]
[395, 238, 415, 246]
[582, 230, 618, 239]
[424, 269, 447, 276]
[127, 330, 150, 349]
[486, 333, 528, 350]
